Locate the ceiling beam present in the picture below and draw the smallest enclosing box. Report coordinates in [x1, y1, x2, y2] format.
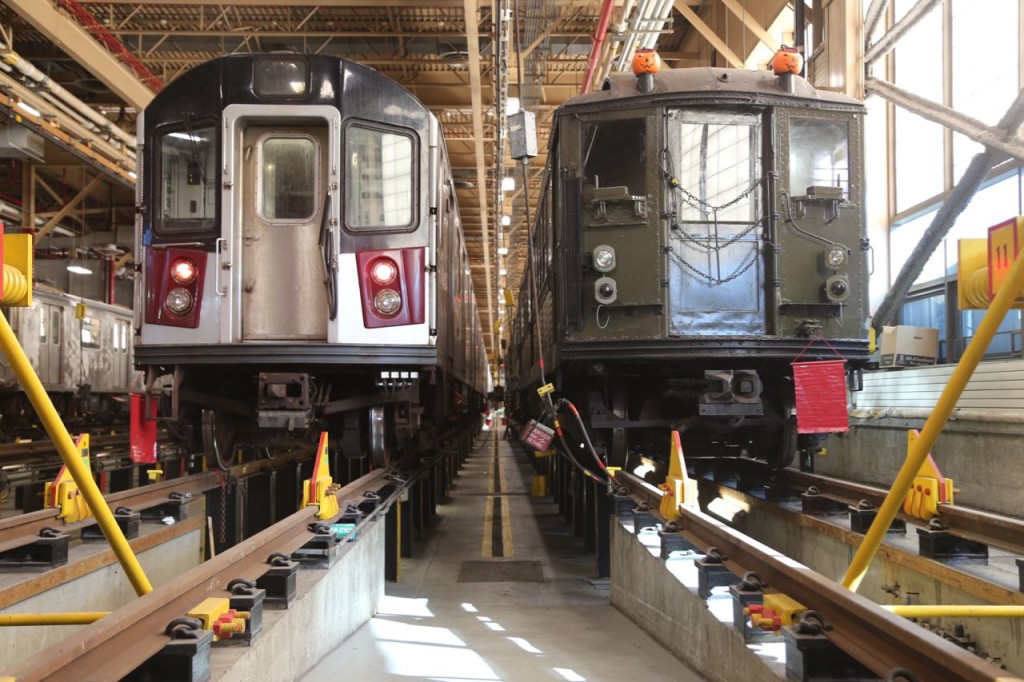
[674, 1, 743, 68]
[33, 175, 105, 244]
[77, 0, 467, 5]
[463, 0, 496, 370]
[719, 0, 779, 53]
[4, 0, 154, 110]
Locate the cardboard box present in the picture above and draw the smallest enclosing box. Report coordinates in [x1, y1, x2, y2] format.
[878, 325, 939, 368]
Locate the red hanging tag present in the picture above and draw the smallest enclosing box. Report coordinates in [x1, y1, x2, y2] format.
[129, 393, 158, 464]
[791, 359, 849, 434]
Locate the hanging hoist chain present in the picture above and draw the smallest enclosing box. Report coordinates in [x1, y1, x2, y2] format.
[218, 473, 236, 545]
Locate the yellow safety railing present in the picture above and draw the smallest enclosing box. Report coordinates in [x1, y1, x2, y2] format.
[0, 314, 152, 596]
[0, 612, 107, 626]
[842, 238, 1024, 592]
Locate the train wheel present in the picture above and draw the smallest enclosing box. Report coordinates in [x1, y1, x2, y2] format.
[368, 405, 393, 468]
[202, 409, 237, 470]
[767, 416, 798, 470]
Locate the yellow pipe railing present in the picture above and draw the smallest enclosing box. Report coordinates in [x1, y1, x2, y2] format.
[0, 312, 153, 595]
[842, 245, 1024, 592]
[0, 612, 108, 626]
[884, 605, 1024, 619]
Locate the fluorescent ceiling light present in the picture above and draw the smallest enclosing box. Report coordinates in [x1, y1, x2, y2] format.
[67, 264, 93, 275]
[505, 97, 520, 116]
[501, 215, 511, 226]
[501, 177, 515, 191]
[497, 246, 509, 256]
[17, 101, 41, 118]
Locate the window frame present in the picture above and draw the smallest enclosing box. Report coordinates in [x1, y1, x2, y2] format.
[342, 120, 418, 234]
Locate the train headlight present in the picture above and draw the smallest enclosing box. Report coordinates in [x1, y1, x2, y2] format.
[593, 245, 616, 273]
[594, 276, 617, 304]
[170, 258, 197, 284]
[374, 288, 402, 316]
[825, 246, 847, 269]
[165, 287, 194, 314]
[825, 275, 849, 302]
[369, 257, 399, 285]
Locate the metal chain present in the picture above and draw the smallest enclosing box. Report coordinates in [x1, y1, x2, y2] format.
[670, 219, 761, 253]
[673, 179, 760, 214]
[218, 473, 235, 545]
[663, 246, 761, 284]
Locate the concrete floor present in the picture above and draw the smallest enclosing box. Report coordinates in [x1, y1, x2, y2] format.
[303, 431, 705, 682]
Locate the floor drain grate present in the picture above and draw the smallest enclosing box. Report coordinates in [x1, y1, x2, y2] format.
[457, 560, 546, 583]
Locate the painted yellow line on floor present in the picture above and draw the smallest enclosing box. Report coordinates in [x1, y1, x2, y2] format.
[482, 495, 494, 557]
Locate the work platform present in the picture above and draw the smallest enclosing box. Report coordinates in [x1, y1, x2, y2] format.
[303, 431, 704, 681]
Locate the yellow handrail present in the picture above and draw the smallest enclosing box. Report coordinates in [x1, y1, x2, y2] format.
[884, 605, 1024, 618]
[0, 612, 107, 626]
[0, 311, 152, 595]
[842, 244, 1024, 591]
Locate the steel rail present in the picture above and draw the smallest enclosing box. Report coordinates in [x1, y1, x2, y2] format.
[780, 469, 1024, 557]
[614, 471, 1014, 681]
[0, 448, 311, 552]
[7, 468, 391, 681]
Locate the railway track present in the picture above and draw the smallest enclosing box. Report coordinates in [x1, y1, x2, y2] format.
[613, 470, 1014, 681]
[778, 469, 1024, 558]
[0, 448, 310, 553]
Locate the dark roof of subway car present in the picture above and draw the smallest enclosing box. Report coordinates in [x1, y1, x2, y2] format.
[143, 54, 431, 127]
[565, 66, 863, 110]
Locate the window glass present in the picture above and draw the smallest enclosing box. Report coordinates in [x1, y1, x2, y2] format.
[957, 308, 1021, 359]
[51, 310, 61, 346]
[951, 0, 1018, 180]
[345, 126, 414, 229]
[255, 58, 308, 97]
[901, 292, 947, 362]
[583, 118, 648, 200]
[81, 317, 101, 349]
[260, 136, 318, 221]
[158, 124, 217, 234]
[890, 209, 946, 286]
[789, 118, 850, 200]
[894, 108, 944, 212]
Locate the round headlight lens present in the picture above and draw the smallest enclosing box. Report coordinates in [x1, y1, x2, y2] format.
[593, 245, 616, 272]
[165, 287, 194, 315]
[374, 289, 402, 316]
[825, 246, 847, 269]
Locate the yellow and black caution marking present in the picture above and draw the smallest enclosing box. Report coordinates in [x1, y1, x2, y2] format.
[482, 435, 513, 558]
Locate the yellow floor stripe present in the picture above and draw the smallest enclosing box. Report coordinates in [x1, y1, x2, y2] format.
[501, 491, 513, 557]
[481, 495, 494, 557]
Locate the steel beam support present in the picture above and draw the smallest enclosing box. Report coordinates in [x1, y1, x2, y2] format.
[3, 0, 153, 110]
[871, 86, 1024, 330]
[863, 0, 890, 42]
[674, 2, 743, 68]
[864, 0, 941, 65]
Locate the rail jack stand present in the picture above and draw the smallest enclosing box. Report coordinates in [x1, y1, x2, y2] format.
[917, 522, 988, 565]
[83, 507, 141, 542]
[131, 625, 214, 682]
[631, 505, 658, 535]
[257, 553, 299, 609]
[0, 527, 69, 570]
[848, 502, 905, 535]
[658, 526, 698, 560]
[783, 622, 876, 681]
[696, 548, 735, 599]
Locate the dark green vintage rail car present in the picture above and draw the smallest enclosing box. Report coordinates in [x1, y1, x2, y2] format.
[509, 66, 869, 469]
